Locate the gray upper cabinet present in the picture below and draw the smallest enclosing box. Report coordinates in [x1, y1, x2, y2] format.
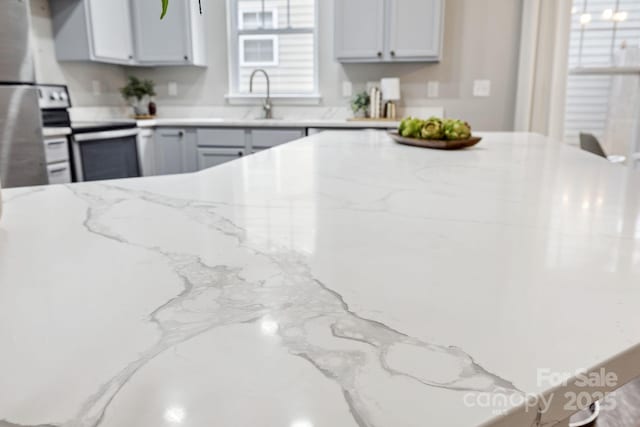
[335, 0, 443, 63]
[334, 0, 385, 62]
[387, 0, 443, 61]
[131, 0, 206, 66]
[51, 0, 135, 64]
[50, 0, 206, 66]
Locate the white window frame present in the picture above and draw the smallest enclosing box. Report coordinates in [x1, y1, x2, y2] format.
[226, 0, 321, 103]
[239, 34, 280, 67]
[238, 8, 278, 30]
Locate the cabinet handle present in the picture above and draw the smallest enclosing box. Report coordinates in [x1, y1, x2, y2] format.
[49, 167, 67, 174]
[46, 140, 66, 146]
[128, 54, 133, 60]
[391, 50, 396, 57]
[237, 151, 243, 157]
[377, 52, 382, 58]
[161, 131, 184, 137]
[184, 55, 189, 61]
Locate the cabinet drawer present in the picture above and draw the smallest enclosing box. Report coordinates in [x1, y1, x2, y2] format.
[47, 162, 72, 185]
[43, 137, 70, 164]
[197, 147, 245, 170]
[251, 129, 305, 149]
[197, 128, 246, 148]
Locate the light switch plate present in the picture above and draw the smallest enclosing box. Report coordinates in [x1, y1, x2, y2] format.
[342, 81, 353, 98]
[473, 80, 491, 97]
[427, 81, 439, 98]
[168, 82, 178, 97]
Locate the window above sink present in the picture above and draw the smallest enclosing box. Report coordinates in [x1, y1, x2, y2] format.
[226, 0, 320, 102]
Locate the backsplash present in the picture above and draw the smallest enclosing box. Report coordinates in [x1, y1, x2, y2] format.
[69, 106, 445, 122]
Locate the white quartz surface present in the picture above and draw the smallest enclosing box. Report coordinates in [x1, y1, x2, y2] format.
[136, 117, 400, 129]
[1, 132, 640, 427]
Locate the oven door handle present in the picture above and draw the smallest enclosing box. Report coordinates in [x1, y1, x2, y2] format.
[74, 128, 139, 142]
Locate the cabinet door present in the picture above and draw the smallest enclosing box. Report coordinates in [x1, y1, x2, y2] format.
[387, 0, 443, 61]
[155, 129, 186, 175]
[197, 148, 245, 170]
[86, 0, 134, 63]
[251, 129, 305, 151]
[131, 0, 190, 64]
[335, 0, 385, 62]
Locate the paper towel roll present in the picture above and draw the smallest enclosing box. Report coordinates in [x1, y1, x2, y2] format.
[381, 78, 401, 101]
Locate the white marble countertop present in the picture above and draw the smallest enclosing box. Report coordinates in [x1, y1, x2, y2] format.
[42, 127, 72, 137]
[136, 117, 400, 129]
[2, 132, 640, 427]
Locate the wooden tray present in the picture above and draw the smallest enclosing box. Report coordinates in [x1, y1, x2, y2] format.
[133, 115, 156, 120]
[388, 131, 482, 150]
[348, 117, 399, 122]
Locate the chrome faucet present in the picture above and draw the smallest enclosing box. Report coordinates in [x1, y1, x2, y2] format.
[249, 69, 273, 119]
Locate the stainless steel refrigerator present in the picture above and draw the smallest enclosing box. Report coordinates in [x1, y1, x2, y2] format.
[0, 0, 47, 188]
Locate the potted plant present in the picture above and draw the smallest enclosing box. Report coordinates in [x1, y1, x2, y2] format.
[351, 91, 370, 118]
[120, 76, 156, 118]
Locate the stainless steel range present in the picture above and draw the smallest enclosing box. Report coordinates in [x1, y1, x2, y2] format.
[38, 85, 141, 183]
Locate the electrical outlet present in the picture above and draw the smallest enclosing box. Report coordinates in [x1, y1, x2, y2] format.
[473, 80, 491, 97]
[91, 80, 101, 96]
[168, 82, 178, 97]
[342, 81, 353, 98]
[427, 81, 439, 98]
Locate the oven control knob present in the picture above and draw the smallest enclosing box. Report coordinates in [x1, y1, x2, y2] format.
[50, 92, 60, 101]
[59, 92, 68, 101]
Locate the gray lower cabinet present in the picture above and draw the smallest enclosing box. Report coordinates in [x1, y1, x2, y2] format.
[154, 128, 197, 175]
[197, 147, 246, 170]
[251, 129, 305, 152]
[152, 127, 307, 173]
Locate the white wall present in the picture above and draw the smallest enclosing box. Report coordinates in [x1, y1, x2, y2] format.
[32, 0, 523, 131]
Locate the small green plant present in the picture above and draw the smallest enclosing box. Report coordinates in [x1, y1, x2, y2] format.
[120, 76, 156, 102]
[351, 91, 370, 116]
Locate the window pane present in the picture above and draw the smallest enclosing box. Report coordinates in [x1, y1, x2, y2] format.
[237, 0, 314, 30]
[564, 0, 640, 150]
[238, 33, 315, 94]
[569, 0, 640, 67]
[243, 39, 275, 63]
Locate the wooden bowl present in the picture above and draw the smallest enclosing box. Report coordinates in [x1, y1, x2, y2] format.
[388, 131, 482, 150]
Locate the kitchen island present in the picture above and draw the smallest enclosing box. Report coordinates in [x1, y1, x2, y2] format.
[1, 131, 640, 427]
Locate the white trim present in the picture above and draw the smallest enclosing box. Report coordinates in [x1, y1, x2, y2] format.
[239, 35, 279, 67]
[547, 1, 572, 140]
[225, 93, 322, 106]
[514, 0, 541, 132]
[570, 66, 640, 75]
